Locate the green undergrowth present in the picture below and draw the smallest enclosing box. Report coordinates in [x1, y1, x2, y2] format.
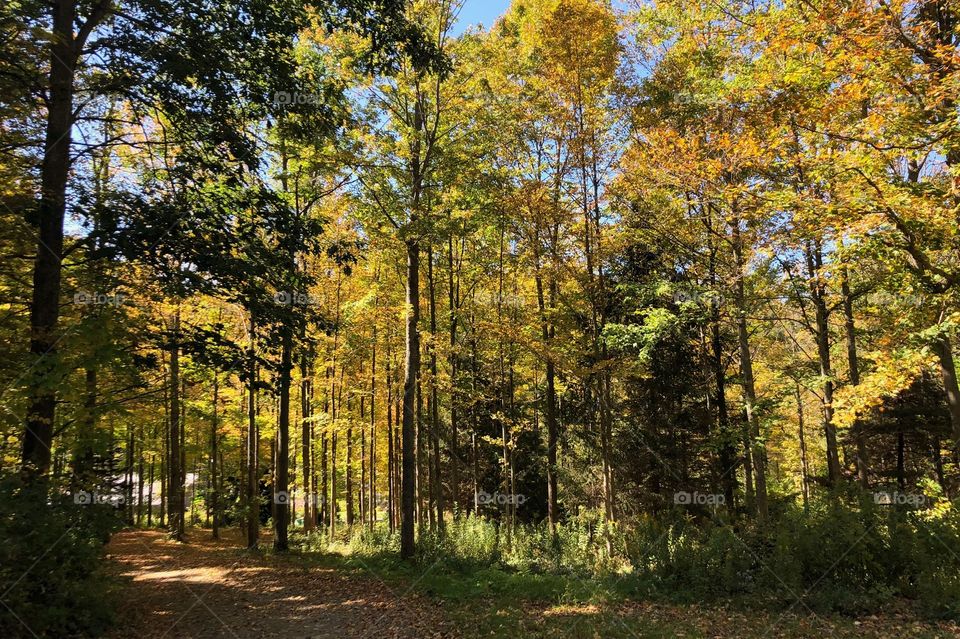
[288, 492, 960, 623]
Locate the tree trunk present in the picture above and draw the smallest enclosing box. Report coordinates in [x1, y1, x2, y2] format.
[346, 423, 354, 527]
[23, 0, 80, 477]
[933, 336, 960, 448]
[533, 239, 558, 536]
[401, 238, 420, 559]
[704, 213, 737, 513]
[796, 384, 810, 509]
[147, 452, 155, 526]
[160, 378, 167, 526]
[731, 220, 768, 520]
[211, 370, 220, 538]
[369, 323, 377, 530]
[387, 340, 394, 532]
[246, 314, 259, 549]
[447, 234, 460, 518]
[805, 242, 841, 484]
[428, 246, 444, 532]
[274, 319, 292, 551]
[329, 431, 337, 537]
[417, 372, 427, 532]
[841, 266, 868, 488]
[301, 352, 313, 532]
[168, 310, 184, 540]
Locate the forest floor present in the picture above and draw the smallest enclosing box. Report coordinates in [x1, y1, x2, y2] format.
[105, 529, 451, 638]
[105, 528, 960, 639]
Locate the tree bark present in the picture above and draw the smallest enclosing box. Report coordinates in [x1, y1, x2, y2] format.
[447, 234, 460, 518]
[401, 238, 420, 559]
[841, 266, 868, 488]
[211, 370, 220, 538]
[168, 310, 184, 540]
[796, 384, 810, 509]
[301, 352, 313, 532]
[387, 339, 394, 532]
[532, 228, 558, 536]
[246, 313, 259, 549]
[369, 322, 377, 530]
[23, 0, 78, 477]
[731, 219, 768, 520]
[428, 246, 444, 532]
[933, 336, 960, 447]
[274, 318, 292, 551]
[805, 242, 842, 484]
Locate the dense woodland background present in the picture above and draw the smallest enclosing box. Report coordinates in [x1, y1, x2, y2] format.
[4, 0, 960, 635]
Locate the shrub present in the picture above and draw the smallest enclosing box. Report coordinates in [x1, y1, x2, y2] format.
[287, 494, 960, 620]
[0, 476, 122, 637]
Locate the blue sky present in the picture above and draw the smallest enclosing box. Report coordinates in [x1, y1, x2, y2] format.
[453, 0, 513, 34]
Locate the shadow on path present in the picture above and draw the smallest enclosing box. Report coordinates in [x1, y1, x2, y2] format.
[105, 529, 452, 639]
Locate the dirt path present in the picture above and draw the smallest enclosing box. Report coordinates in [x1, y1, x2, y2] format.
[105, 529, 453, 639]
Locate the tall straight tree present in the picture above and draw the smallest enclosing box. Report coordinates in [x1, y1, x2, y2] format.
[354, 0, 455, 559]
[14, 0, 440, 481]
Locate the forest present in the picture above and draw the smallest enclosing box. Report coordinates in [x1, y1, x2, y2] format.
[3, 0, 960, 637]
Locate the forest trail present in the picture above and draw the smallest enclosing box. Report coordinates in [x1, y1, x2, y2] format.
[105, 529, 452, 639]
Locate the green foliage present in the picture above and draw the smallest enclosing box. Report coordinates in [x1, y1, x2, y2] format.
[292, 497, 960, 619]
[0, 476, 122, 637]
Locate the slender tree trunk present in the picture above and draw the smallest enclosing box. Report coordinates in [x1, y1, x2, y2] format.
[246, 313, 259, 549]
[428, 246, 444, 532]
[330, 431, 338, 537]
[394, 401, 401, 528]
[369, 322, 377, 530]
[72, 368, 98, 486]
[160, 378, 167, 526]
[731, 220, 768, 520]
[346, 423, 354, 527]
[841, 266, 868, 488]
[301, 353, 313, 532]
[360, 405, 366, 526]
[933, 336, 960, 448]
[806, 243, 842, 484]
[321, 432, 328, 529]
[387, 339, 394, 532]
[471, 432, 479, 514]
[137, 424, 144, 525]
[896, 430, 906, 490]
[147, 452, 155, 526]
[126, 426, 134, 524]
[274, 319, 292, 551]
[401, 238, 420, 558]
[447, 234, 460, 518]
[417, 373, 427, 532]
[496, 231, 512, 532]
[704, 213, 737, 512]
[211, 370, 220, 538]
[533, 238, 558, 536]
[796, 384, 810, 509]
[168, 310, 184, 540]
[180, 393, 188, 523]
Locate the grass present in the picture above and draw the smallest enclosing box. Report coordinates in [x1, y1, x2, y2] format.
[278, 539, 960, 638]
